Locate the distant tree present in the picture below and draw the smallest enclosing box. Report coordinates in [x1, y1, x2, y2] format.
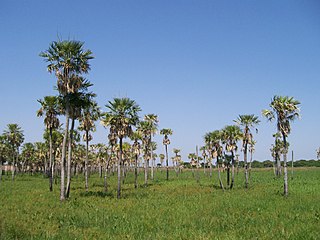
[221, 125, 242, 189]
[78, 100, 100, 192]
[131, 131, 142, 188]
[234, 114, 260, 188]
[3, 124, 24, 181]
[144, 114, 158, 180]
[160, 128, 173, 181]
[37, 95, 60, 191]
[0, 135, 10, 183]
[21, 142, 35, 173]
[317, 147, 320, 160]
[263, 95, 300, 196]
[101, 98, 141, 199]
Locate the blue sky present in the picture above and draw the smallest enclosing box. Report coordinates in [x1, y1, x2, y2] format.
[0, 0, 319, 162]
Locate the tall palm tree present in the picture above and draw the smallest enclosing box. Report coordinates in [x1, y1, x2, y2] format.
[144, 114, 158, 180]
[101, 98, 141, 199]
[221, 125, 242, 189]
[263, 95, 300, 196]
[37, 95, 60, 191]
[234, 114, 260, 188]
[40, 39, 94, 201]
[160, 128, 173, 181]
[78, 100, 100, 192]
[3, 124, 24, 181]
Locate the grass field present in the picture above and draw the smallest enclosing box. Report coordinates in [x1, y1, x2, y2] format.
[0, 168, 319, 239]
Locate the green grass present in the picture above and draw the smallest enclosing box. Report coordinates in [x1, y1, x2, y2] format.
[0, 168, 319, 239]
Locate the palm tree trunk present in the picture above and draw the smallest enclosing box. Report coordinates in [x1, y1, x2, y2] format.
[49, 128, 53, 192]
[12, 149, 18, 181]
[85, 131, 89, 192]
[230, 151, 235, 189]
[209, 160, 212, 178]
[217, 158, 224, 190]
[60, 108, 70, 201]
[135, 154, 138, 188]
[244, 142, 249, 189]
[0, 157, 3, 184]
[283, 135, 288, 197]
[104, 158, 109, 193]
[165, 145, 169, 180]
[150, 136, 154, 180]
[66, 118, 75, 198]
[117, 138, 123, 199]
[144, 158, 148, 186]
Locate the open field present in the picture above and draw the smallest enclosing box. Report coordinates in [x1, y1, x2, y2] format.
[0, 168, 319, 239]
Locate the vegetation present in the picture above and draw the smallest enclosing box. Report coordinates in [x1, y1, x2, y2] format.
[0, 38, 317, 239]
[0, 168, 319, 239]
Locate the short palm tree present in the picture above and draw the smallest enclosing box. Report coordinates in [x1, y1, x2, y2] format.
[160, 128, 173, 180]
[131, 131, 142, 188]
[234, 114, 260, 188]
[3, 124, 24, 181]
[40, 39, 94, 201]
[137, 120, 153, 186]
[221, 125, 242, 189]
[101, 98, 141, 199]
[78, 100, 100, 192]
[144, 114, 158, 180]
[37, 95, 60, 191]
[263, 95, 300, 196]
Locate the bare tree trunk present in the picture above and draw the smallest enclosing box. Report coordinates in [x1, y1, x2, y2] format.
[150, 136, 154, 180]
[66, 118, 75, 198]
[117, 137, 123, 199]
[244, 142, 249, 189]
[135, 154, 138, 188]
[85, 131, 89, 192]
[49, 128, 53, 192]
[60, 109, 70, 201]
[283, 135, 288, 197]
[291, 150, 294, 180]
[144, 159, 148, 186]
[165, 145, 169, 180]
[230, 151, 235, 189]
[217, 158, 224, 190]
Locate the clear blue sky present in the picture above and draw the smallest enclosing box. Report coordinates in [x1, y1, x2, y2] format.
[1, 0, 319, 162]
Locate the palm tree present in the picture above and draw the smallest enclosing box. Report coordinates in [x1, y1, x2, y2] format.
[37, 95, 60, 191]
[78, 100, 100, 192]
[0, 135, 10, 183]
[137, 120, 153, 186]
[204, 130, 224, 189]
[131, 131, 142, 189]
[160, 128, 173, 181]
[21, 143, 35, 173]
[101, 98, 141, 199]
[263, 95, 300, 196]
[159, 154, 165, 169]
[234, 114, 260, 188]
[173, 148, 181, 176]
[221, 125, 242, 189]
[3, 124, 24, 181]
[144, 114, 158, 180]
[40, 39, 94, 201]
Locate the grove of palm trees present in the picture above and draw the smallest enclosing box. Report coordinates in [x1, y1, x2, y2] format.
[1, 1, 319, 239]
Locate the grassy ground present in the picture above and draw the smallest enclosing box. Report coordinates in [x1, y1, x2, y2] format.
[0, 168, 319, 239]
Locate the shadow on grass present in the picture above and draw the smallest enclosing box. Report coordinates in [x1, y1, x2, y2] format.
[80, 191, 113, 198]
